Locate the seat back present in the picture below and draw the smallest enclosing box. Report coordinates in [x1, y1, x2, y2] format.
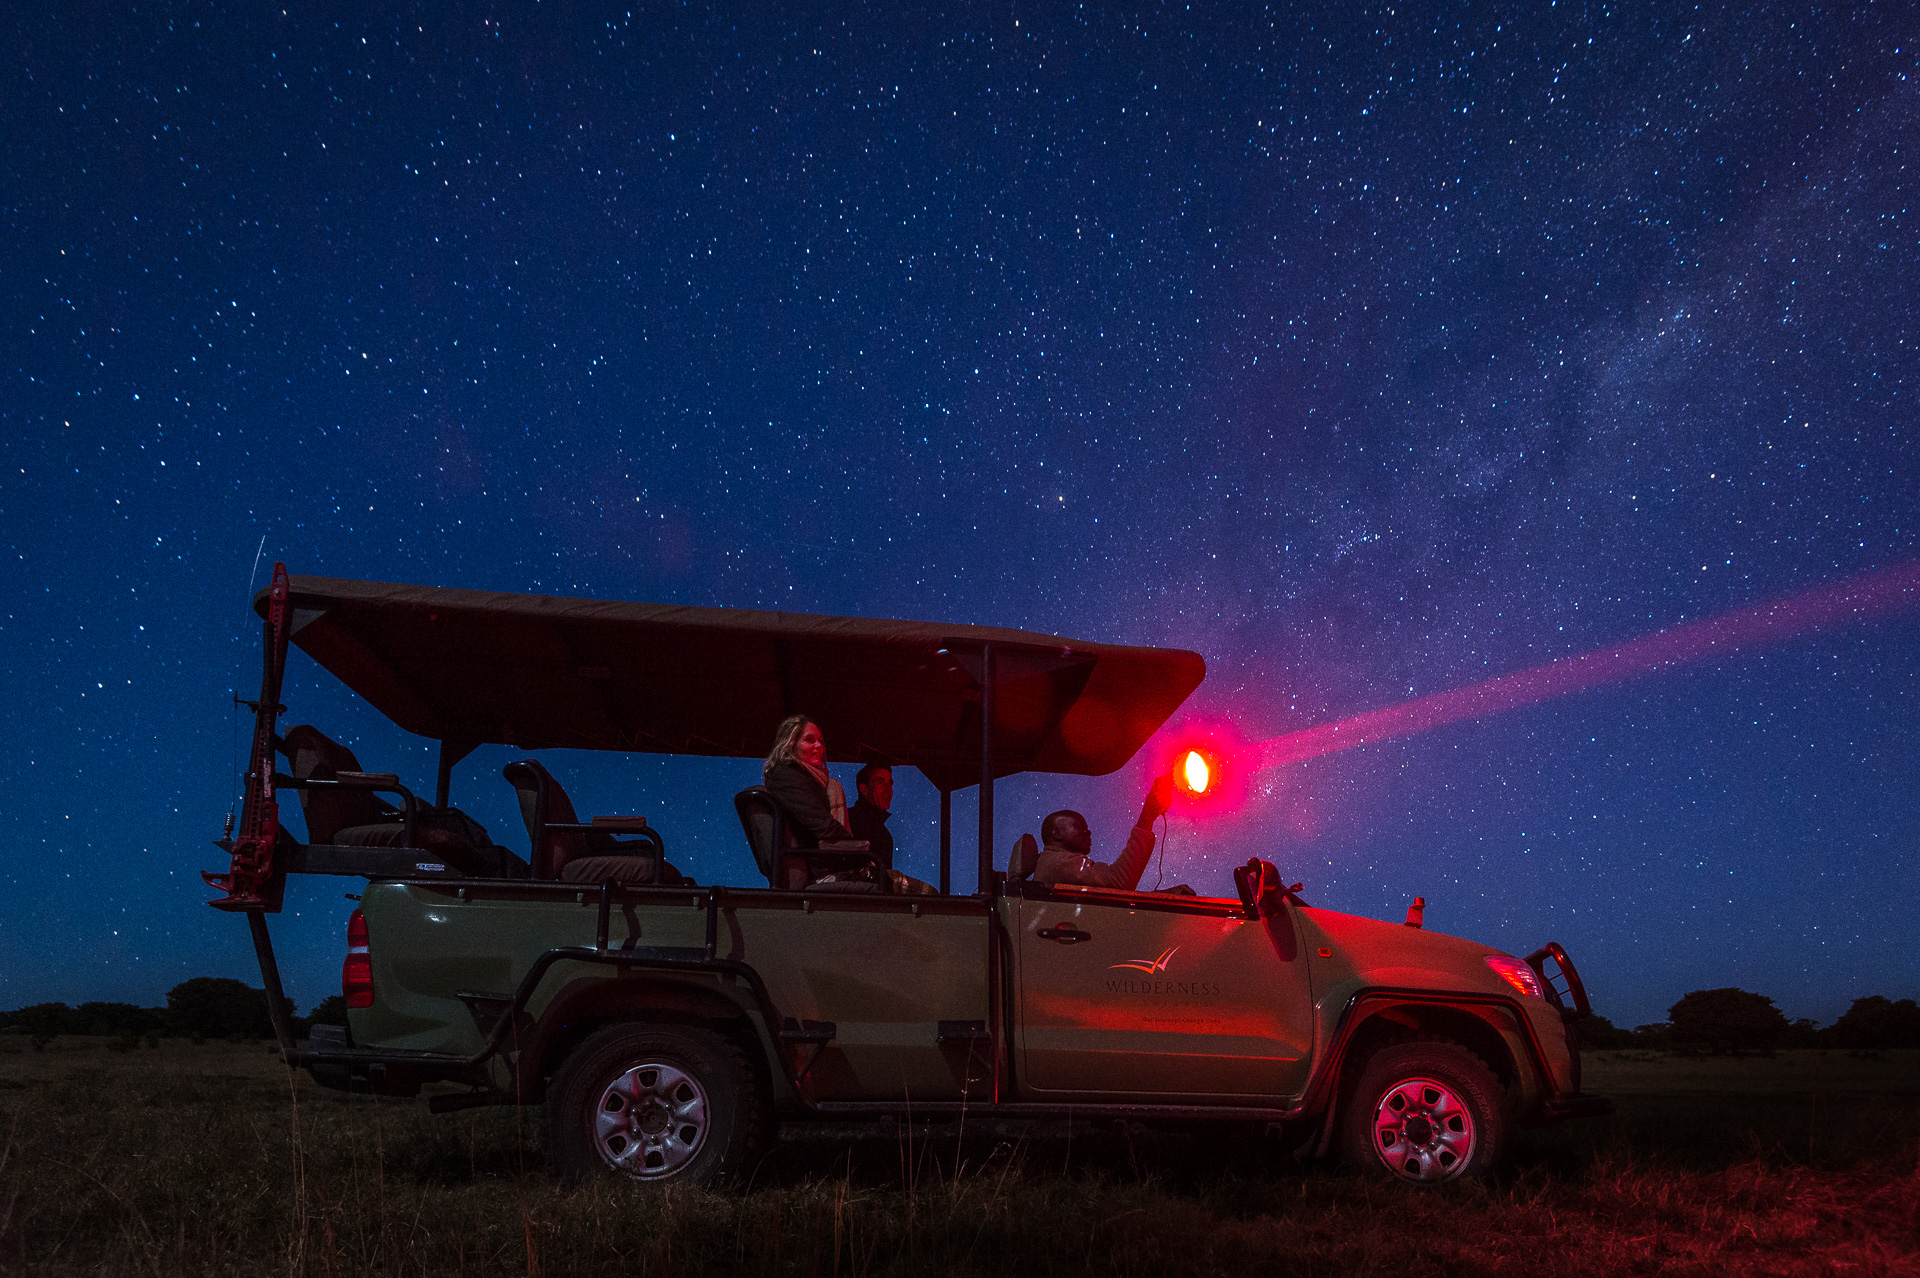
[733, 787, 784, 886]
[502, 759, 587, 880]
[281, 725, 393, 843]
[1007, 832, 1039, 881]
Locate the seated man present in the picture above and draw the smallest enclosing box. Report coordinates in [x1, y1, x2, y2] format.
[847, 763, 895, 870]
[1034, 774, 1174, 890]
[848, 762, 938, 895]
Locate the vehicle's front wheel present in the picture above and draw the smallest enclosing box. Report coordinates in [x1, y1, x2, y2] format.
[1339, 1041, 1508, 1183]
[545, 1023, 768, 1186]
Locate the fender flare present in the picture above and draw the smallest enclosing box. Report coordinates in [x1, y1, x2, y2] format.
[1301, 987, 1564, 1155]
[514, 968, 770, 1098]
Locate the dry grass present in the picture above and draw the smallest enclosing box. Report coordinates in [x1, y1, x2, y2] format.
[1, 1037, 1916, 1276]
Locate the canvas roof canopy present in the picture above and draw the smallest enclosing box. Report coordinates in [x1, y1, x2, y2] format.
[261, 576, 1205, 792]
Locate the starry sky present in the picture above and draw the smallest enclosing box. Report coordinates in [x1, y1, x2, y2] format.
[3, 3, 1915, 1031]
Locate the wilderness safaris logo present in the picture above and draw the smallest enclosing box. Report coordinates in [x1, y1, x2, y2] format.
[1105, 946, 1221, 997]
[1110, 946, 1179, 974]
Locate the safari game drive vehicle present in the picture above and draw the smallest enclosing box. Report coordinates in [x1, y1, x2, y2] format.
[210, 567, 1611, 1186]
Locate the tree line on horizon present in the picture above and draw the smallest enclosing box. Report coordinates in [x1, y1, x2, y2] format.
[0, 978, 350, 1049]
[1582, 988, 1920, 1055]
[4, 981, 1916, 1056]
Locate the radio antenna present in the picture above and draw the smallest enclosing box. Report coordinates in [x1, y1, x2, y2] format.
[230, 535, 268, 831]
[246, 535, 267, 601]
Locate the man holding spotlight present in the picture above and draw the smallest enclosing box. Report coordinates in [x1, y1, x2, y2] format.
[1033, 771, 1178, 890]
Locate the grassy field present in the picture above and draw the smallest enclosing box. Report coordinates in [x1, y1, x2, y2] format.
[1, 1037, 1916, 1276]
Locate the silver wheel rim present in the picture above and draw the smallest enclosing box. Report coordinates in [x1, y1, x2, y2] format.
[1370, 1074, 1475, 1182]
[593, 1060, 710, 1179]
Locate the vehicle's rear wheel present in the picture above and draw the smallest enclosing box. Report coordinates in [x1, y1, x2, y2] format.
[545, 1023, 768, 1186]
[1339, 1041, 1508, 1183]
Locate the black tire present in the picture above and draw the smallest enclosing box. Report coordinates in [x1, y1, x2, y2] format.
[1338, 1041, 1508, 1183]
[544, 1023, 769, 1187]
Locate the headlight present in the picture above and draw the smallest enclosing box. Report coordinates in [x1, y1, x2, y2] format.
[1485, 954, 1543, 999]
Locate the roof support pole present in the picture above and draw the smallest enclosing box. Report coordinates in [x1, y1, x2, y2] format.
[977, 643, 995, 893]
[939, 788, 952, 895]
[434, 738, 479, 809]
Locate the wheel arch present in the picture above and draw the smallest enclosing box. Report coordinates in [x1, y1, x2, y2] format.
[1336, 993, 1548, 1096]
[1306, 989, 1551, 1156]
[516, 974, 773, 1103]
[1347, 1001, 1523, 1091]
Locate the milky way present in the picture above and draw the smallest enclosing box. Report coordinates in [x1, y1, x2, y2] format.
[3, 3, 1915, 1028]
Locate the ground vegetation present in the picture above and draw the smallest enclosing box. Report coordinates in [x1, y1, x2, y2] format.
[0, 1038, 1914, 1276]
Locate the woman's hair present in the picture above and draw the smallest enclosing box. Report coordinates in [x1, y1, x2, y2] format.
[764, 713, 817, 776]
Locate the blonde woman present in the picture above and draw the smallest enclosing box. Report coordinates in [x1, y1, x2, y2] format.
[761, 714, 853, 847]
[763, 715, 935, 893]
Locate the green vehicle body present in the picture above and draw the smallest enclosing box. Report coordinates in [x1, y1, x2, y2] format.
[340, 871, 1592, 1129]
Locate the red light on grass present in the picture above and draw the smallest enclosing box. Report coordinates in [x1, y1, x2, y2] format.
[1182, 750, 1211, 794]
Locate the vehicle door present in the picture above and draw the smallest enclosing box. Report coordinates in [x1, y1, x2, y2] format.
[1008, 883, 1314, 1101]
[729, 892, 992, 1102]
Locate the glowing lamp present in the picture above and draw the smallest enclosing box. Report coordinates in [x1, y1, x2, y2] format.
[1182, 750, 1210, 795]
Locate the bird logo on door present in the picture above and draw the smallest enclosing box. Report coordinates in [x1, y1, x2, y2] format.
[1109, 946, 1179, 974]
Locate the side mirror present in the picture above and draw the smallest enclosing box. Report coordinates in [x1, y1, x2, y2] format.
[1234, 858, 1304, 919]
[1235, 858, 1276, 919]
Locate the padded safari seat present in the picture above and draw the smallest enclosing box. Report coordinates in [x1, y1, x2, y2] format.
[502, 759, 683, 885]
[279, 725, 523, 877]
[280, 725, 399, 846]
[1007, 833, 1039, 882]
[733, 786, 881, 892]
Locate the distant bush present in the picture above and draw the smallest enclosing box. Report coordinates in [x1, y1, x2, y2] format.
[1779, 1017, 1823, 1050]
[1576, 1015, 1637, 1050]
[306, 995, 349, 1027]
[165, 978, 284, 1040]
[1630, 1022, 1673, 1050]
[75, 1001, 163, 1038]
[1668, 988, 1788, 1055]
[1827, 995, 1920, 1050]
[14, 1003, 71, 1050]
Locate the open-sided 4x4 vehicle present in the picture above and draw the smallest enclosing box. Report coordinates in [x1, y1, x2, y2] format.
[211, 567, 1610, 1186]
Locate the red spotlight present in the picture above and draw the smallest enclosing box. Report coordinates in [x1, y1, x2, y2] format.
[1150, 719, 1247, 816]
[1181, 749, 1211, 795]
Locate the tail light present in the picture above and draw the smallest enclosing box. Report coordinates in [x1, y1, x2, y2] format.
[1485, 954, 1543, 999]
[343, 908, 374, 1009]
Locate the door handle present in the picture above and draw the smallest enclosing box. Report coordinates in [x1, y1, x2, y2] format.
[1037, 924, 1092, 944]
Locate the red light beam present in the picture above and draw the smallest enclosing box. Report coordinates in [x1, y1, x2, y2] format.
[1249, 558, 1920, 773]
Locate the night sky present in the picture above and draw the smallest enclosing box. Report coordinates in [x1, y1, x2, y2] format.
[4, 3, 1915, 1032]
